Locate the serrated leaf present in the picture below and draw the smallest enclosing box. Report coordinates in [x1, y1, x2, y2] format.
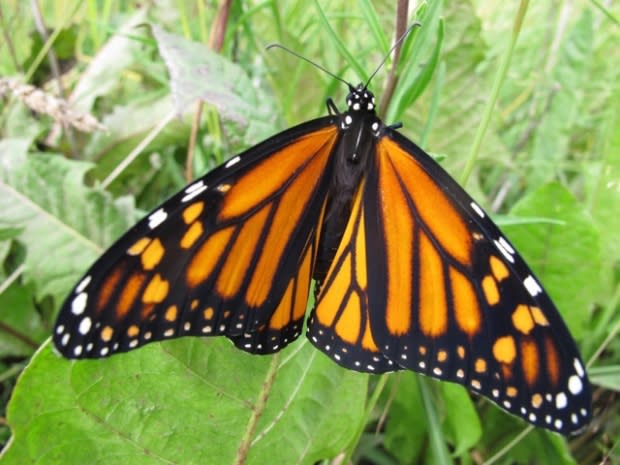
[2, 338, 366, 465]
[503, 182, 600, 339]
[150, 25, 276, 145]
[0, 146, 135, 304]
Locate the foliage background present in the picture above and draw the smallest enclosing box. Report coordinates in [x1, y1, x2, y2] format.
[0, 0, 619, 464]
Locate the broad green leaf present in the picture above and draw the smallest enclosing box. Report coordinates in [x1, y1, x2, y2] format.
[83, 94, 190, 191]
[70, 10, 149, 112]
[150, 25, 277, 146]
[0, 145, 135, 304]
[440, 383, 481, 456]
[528, 9, 593, 185]
[504, 183, 600, 338]
[2, 338, 366, 465]
[383, 373, 427, 464]
[0, 282, 45, 357]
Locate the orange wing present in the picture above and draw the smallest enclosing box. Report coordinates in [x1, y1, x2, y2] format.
[54, 121, 338, 358]
[309, 131, 590, 434]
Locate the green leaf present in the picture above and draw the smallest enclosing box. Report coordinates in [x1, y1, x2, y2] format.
[440, 383, 481, 456]
[504, 182, 601, 339]
[528, 9, 594, 185]
[70, 10, 150, 113]
[0, 145, 135, 304]
[0, 282, 45, 357]
[150, 25, 277, 145]
[383, 373, 427, 464]
[2, 338, 366, 464]
[387, 1, 444, 122]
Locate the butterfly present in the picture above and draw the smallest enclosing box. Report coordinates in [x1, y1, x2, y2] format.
[53, 63, 591, 435]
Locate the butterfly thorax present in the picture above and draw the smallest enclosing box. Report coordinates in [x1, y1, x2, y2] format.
[314, 84, 382, 287]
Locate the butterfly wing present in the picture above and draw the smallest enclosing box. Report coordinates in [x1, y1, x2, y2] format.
[308, 179, 398, 373]
[53, 119, 339, 359]
[309, 128, 590, 434]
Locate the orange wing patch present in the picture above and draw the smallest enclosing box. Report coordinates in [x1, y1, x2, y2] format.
[309, 182, 394, 373]
[377, 138, 472, 265]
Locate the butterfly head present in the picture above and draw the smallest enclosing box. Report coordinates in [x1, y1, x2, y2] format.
[346, 84, 376, 113]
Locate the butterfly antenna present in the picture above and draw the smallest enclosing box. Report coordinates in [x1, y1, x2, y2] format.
[266, 43, 352, 88]
[365, 21, 422, 88]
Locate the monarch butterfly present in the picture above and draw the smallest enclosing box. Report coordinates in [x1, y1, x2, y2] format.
[53, 43, 591, 436]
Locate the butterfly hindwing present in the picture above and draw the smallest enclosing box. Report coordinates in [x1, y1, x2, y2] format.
[54, 120, 339, 359]
[308, 179, 398, 373]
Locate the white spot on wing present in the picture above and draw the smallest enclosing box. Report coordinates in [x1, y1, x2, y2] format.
[71, 292, 87, 315]
[554, 419, 562, 430]
[568, 375, 583, 395]
[470, 202, 485, 218]
[56, 325, 64, 334]
[61, 333, 70, 346]
[494, 239, 515, 263]
[78, 317, 92, 335]
[74, 345, 82, 356]
[498, 236, 515, 254]
[523, 275, 543, 296]
[148, 208, 167, 229]
[182, 181, 208, 202]
[555, 392, 568, 409]
[76, 275, 92, 293]
[574, 358, 585, 377]
[225, 156, 241, 168]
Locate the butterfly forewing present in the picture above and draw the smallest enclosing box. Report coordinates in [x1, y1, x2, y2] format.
[54, 120, 338, 359]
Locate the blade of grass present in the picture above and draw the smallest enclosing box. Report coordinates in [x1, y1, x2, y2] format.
[358, 0, 390, 54]
[418, 378, 453, 465]
[23, 0, 82, 84]
[312, 0, 368, 83]
[459, 0, 530, 186]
